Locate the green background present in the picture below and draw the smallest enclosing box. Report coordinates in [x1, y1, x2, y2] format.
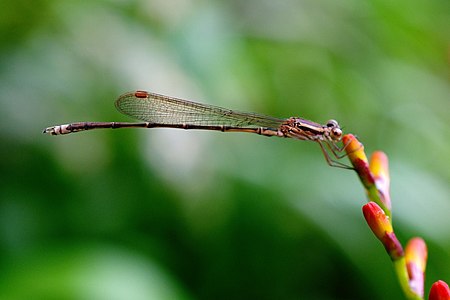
[1, 0, 449, 299]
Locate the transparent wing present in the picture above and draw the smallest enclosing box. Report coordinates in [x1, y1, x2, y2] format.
[115, 91, 284, 129]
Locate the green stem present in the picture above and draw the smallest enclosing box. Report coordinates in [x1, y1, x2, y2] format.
[366, 185, 391, 219]
[393, 258, 422, 300]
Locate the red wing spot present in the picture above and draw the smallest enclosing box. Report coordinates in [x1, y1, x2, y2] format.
[134, 91, 149, 98]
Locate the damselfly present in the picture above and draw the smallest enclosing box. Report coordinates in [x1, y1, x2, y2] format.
[44, 91, 349, 168]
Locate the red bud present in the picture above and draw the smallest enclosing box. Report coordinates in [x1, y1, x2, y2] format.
[428, 280, 450, 300]
[362, 202, 403, 260]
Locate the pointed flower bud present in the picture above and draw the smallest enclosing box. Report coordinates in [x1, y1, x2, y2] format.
[362, 202, 403, 260]
[344, 135, 389, 215]
[370, 151, 391, 212]
[405, 238, 428, 297]
[428, 280, 450, 300]
[362, 202, 392, 238]
[343, 134, 368, 164]
[343, 134, 375, 189]
[405, 238, 427, 273]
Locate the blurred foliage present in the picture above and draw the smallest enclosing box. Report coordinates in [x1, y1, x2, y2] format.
[0, 0, 449, 299]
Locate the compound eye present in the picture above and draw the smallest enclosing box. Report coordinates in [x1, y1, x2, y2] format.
[331, 128, 343, 140]
[326, 119, 339, 128]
